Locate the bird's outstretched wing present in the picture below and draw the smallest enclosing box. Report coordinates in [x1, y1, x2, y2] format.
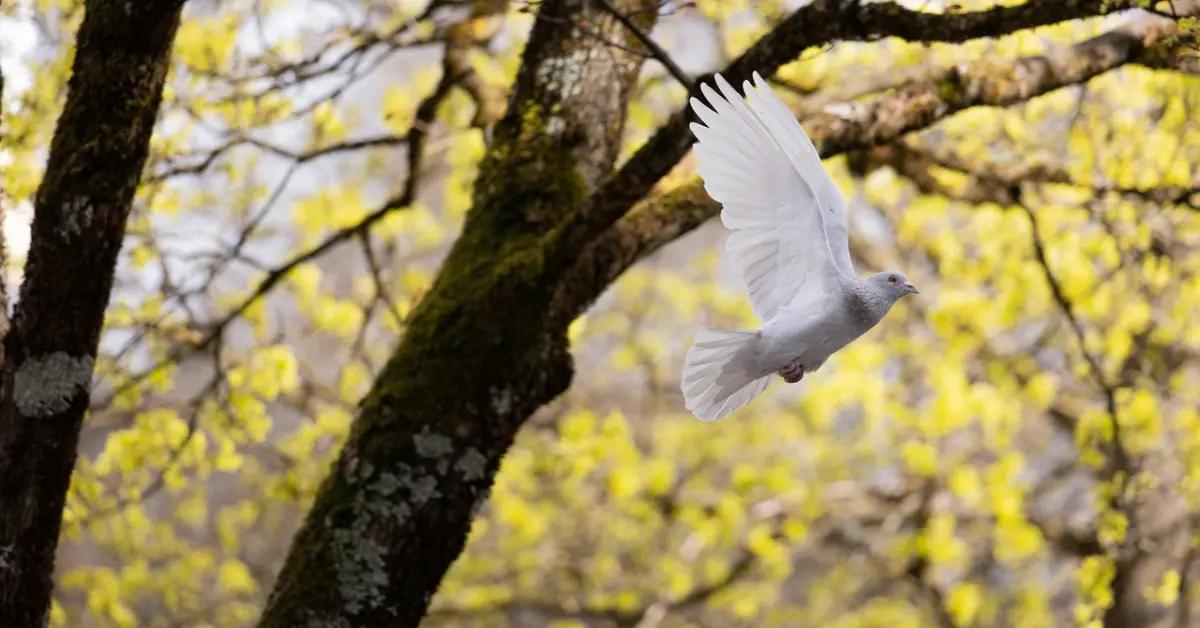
[690, 72, 854, 321]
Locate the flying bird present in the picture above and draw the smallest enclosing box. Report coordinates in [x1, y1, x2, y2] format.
[681, 72, 918, 422]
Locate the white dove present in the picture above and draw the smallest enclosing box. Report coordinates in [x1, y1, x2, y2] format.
[681, 72, 918, 422]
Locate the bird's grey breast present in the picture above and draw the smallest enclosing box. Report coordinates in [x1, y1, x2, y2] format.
[845, 290, 875, 325]
[844, 282, 888, 328]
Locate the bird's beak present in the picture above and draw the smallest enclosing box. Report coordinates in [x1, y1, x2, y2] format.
[903, 282, 919, 294]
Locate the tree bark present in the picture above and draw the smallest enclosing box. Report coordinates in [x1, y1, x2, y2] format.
[0, 1, 185, 624]
[257, 1, 661, 625]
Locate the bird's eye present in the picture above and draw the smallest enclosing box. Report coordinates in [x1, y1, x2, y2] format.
[888, 276, 897, 283]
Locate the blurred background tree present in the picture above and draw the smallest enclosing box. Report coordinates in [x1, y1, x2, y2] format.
[2, 0, 1200, 626]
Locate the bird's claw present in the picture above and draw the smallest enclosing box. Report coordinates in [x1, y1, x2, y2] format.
[778, 359, 804, 384]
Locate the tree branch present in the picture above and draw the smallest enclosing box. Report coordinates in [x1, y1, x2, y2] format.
[850, 142, 1200, 211]
[92, 25, 475, 412]
[555, 6, 1198, 323]
[550, 0, 1142, 265]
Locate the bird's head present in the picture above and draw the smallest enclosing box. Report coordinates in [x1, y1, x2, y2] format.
[867, 270, 919, 301]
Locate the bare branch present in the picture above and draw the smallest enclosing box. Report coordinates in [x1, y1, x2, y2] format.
[94, 47, 465, 410]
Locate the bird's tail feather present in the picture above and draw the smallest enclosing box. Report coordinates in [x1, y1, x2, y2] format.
[681, 327, 771, 422]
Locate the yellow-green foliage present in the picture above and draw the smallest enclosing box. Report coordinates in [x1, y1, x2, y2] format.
[1, 0, 1198, 626]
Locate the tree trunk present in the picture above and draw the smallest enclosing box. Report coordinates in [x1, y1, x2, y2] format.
[0, 1, 185, 624]
[256, 1, 661, 625]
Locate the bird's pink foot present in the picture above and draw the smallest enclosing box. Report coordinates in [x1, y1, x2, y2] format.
[778, 359, 804, 383]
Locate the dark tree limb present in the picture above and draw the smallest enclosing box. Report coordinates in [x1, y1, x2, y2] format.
[0, 0, 186, 623]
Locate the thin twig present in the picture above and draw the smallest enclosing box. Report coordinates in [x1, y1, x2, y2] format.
[359, 231, 406, 329]
[593, 0, 693, 89]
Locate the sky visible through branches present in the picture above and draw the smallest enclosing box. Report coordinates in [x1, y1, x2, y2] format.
[1, 0, 1199, 626]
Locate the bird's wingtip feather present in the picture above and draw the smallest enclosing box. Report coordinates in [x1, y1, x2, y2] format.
[714, 72, 737, 94]
[699, 82, 726, 109]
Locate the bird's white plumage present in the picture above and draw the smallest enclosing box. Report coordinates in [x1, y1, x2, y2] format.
[681, 72, 880, 423]
[680, 328, 771, 422]
[689, 72, 853, 322]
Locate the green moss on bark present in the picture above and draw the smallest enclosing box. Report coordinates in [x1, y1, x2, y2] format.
[471, 100, 590, 231]
[259, 90, 586, 628]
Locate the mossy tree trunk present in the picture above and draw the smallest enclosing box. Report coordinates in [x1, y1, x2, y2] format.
[256, 0, 662, 625]
[0, 0, 185, 624]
